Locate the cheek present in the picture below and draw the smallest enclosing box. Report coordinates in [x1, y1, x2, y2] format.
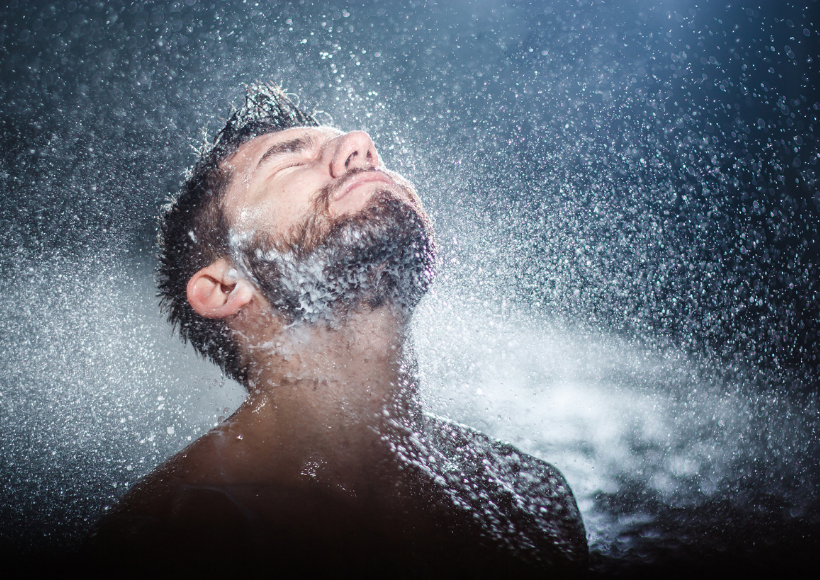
[262, 173, 330, 239]
[275, 196, 308, 228]
[230, 171, 327, 238]
[273, 177, 318, 227]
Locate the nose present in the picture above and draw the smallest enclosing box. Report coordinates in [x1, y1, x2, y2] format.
[328, 131, 381, 178]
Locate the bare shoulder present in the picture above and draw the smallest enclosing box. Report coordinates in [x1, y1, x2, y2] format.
[81, 426, 270, 572]
[425, 413, 576, 494]
[89, 424, 242, 535]
[422, 413, 589, 573]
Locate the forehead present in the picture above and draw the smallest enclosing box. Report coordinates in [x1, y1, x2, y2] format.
[222, 125, 344, 172]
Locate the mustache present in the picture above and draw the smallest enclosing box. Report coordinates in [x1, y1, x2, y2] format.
[261, 169, 419, 258]
[311, 168, 396, 212]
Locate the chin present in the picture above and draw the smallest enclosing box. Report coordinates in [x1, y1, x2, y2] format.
[236, 188, 437, 325]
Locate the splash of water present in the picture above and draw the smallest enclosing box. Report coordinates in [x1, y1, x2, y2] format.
[1, 0, 818, 575]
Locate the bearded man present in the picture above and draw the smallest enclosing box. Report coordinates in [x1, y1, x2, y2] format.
[86, 85, 588, 577]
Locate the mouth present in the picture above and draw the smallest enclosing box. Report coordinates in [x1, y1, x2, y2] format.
[333, 171, 395, 202]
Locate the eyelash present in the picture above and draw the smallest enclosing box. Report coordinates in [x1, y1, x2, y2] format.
[276, 162, 303, 173]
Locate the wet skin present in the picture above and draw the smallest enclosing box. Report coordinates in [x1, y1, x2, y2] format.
[220, 125, 421, 243]
[86, 128, 588, 576]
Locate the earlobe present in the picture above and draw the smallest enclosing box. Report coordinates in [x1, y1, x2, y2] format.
[187, 258, 254, 319]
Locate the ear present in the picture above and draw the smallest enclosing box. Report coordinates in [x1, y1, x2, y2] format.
[186, 258, 255, 319]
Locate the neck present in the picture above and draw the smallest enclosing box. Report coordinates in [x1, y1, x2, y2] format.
[230, 305, 421, 485]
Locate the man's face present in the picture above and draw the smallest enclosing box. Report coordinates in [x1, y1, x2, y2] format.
[219, 126, 436, 322]
[221, 126, 423, 246]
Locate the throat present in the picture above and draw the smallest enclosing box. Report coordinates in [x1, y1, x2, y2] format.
[233, 305, 422, 486]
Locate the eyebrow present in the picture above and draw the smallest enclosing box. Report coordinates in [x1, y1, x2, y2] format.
[256, 136, 314, 168]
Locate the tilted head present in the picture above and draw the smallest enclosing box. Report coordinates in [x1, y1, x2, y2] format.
[158, 84, 436, 385]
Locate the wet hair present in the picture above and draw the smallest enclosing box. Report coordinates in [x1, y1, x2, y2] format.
[157, 84, 318, 384]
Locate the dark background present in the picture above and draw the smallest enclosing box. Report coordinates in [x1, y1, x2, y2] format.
[1, 0, 818, 576]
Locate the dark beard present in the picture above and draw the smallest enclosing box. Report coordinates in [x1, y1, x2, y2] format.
[232, 189, 436, 324]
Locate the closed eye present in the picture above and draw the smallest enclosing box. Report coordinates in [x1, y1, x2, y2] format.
[270, 161, 305, 176]
[257, 136, 314, 168]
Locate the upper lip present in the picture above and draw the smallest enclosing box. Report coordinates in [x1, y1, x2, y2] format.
[334, 170, 394, 201]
